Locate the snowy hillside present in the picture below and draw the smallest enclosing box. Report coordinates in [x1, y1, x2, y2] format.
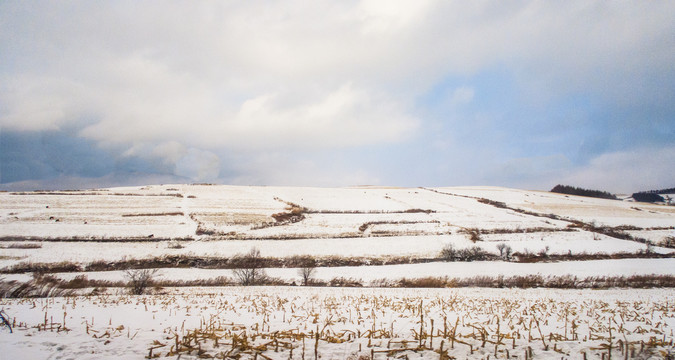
[1, 184, 674, 282]
[2, 184, 675, 359]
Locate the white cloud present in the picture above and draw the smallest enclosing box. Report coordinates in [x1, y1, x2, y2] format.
[4, 1, 671, 134]
[224, 152, 381, 187]
[1, 1, 673, 186]
[358, 0, 433, 33]
[175, 148, 220, 183]
[225, 83, 418, 149]
[490, 148, 675, 193]
[560, 147, 675, 194]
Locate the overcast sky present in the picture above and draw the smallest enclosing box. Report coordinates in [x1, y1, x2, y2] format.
[1, 1, 674, 192]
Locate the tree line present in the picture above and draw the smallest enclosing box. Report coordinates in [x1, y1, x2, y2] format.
[550, 185, 618, 200]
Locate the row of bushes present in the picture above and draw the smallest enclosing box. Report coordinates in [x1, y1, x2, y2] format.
[0, 272, 237, 298]
[395, 274, 675, 289]
[0, 236, 195, 243]
[4, 248, 675, 275]
[4, 273, 675, 298]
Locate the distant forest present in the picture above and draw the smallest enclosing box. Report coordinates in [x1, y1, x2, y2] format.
[550, 185, 618, 200]
[631, 187, 675, 203]
[631, 192, 665, 203]
[635, 187, 675, 195]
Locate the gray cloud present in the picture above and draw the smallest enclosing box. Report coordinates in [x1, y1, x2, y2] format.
[559, 146, 675, 194]
[1, 1, 674, 189]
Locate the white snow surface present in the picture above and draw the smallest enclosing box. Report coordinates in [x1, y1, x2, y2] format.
[1, 184, 673, 267]
[2, 185, 675, 359]
[1, 287, 674, 359]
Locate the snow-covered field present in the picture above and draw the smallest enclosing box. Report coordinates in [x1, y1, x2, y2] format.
[2, 287, 674, 359]
[1, 184, 675, 358]
[1, 184, 673, 267]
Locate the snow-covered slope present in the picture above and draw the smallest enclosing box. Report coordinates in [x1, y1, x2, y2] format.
[2, 185, 675, 359]
[1, 184, 674, 279]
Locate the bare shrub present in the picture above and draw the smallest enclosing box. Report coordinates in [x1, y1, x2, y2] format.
[403, 208, 435, 214]
[232, 247, 267, 286]
[508, 275, 546, 288]
[660, 236, 675, 248]
[369, 278, 397, 287]
[122, 212, 184, 217]
[0, 274, 73, 298]
[167, 241, 185, 249]
[546, 275, 578, 288]
[195, 226, 217, 236]
[124, 269, 158, 295]
[456, 246, 489, 261]
[271, 207, 306, 224]
[398, 276, 453, 288]
[153, 276, 232, 287]
[440, 243, 457, 261]
[329, 277, 362, 287]
[2, 242, 42, 249]
[6, 261, 82, 274]
[62, 274, 90, 289]
[460, 228, 482, 242]
[477, 198, 508, 208]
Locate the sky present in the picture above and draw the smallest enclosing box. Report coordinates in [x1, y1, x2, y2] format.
[1, 1, 674, 193]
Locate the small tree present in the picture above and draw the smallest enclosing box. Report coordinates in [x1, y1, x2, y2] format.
[124, 269, 158, 295]
[503, 244, 513, 261]
[297, 256, 317, 286]
[496, 243, 506, 257]
[496, 243, 513, 261]
[232, 247, 267, 286]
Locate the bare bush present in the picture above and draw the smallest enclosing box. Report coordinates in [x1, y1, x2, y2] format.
[456, 246, 490, 261]
[442, 244, 491, 261]
[440, 243, 456, 261]
[2, 242, 42, 249]
[124, 269, 158, 295]
[329, 277, 362, 287]
[167, 241, 185, 249]
[460, 228, 482, 242]
[660, 236, 675, 248]
[232, 247, 267, 286]
[399, 276, 454, 288]
[272, 206, 306, 224]
[0, 274, 73, 298]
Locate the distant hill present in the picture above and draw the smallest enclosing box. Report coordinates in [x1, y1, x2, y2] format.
[550, 184, 618, 200]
